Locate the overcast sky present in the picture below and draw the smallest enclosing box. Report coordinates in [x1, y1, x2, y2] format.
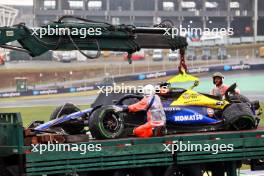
[0, 0, 33, 6]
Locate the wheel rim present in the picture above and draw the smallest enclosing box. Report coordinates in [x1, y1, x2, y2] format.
[102, 111, 122, 133]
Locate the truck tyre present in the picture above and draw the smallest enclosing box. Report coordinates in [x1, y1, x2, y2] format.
[50, 103, 84, 135]
[164, 164, 202, 176]
[0, 167, 11, 176]
[0, 162, 11, 176]
[223, 103, 255, 130]
[113, 168, 152, 176]
[89, 106, 124, 139]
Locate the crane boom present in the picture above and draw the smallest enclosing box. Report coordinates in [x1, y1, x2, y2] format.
[0, 16, 187, 63]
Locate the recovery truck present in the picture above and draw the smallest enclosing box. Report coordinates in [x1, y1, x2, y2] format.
[0, 16, 264, 176]
[0, 112, 264, 176]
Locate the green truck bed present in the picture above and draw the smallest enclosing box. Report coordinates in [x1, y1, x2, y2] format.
[1, 113, 264, 176]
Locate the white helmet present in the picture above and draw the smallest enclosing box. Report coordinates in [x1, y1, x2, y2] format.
[142, 84, 156, 96]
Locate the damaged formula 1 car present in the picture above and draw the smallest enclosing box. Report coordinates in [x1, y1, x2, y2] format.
[33, 82, 262, 140]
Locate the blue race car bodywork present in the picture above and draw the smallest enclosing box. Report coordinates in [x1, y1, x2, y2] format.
[164, 106, 219, 125]
[34, 84, 260, 138]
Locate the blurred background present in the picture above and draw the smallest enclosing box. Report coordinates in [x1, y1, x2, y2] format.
[0, 0, 263, 94]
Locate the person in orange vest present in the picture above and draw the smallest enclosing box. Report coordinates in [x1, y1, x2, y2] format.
[210, 72, 240, 99]
[123, 84, 166, 138]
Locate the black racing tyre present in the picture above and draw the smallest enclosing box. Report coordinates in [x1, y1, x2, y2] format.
[164, 164, 203, 176]
[120, 97, 141, 106]
[89, 106, 125, 139]
[113, 168, 153, 176]
[115, 94, 143, 106]
[229, 94, 250, 103]
[50, 103, 84, 135]
[223, 103, 256, 130]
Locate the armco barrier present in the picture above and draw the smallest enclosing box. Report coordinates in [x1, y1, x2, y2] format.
[1, 63, 264, 98]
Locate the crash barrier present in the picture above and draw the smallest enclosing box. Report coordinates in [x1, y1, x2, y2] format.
[1, 63, 264, 98]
